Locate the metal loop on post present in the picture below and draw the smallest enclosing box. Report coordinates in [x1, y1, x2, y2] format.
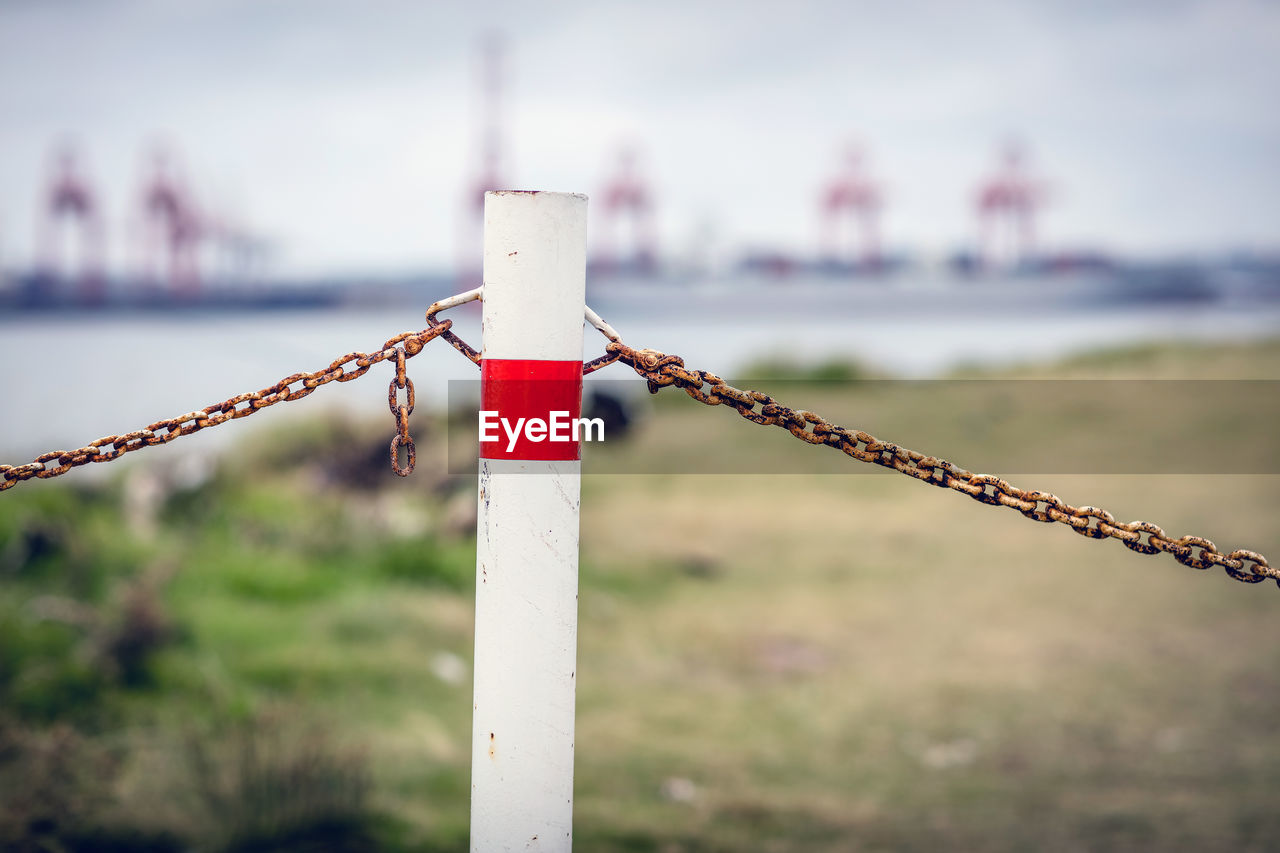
[425, 286, 484, 366]
[424, 286, 626, 376]
[583, 303, 624, 374]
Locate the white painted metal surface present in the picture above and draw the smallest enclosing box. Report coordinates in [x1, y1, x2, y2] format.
[471, 191, 587, 852]
[584, 303, 622, 343]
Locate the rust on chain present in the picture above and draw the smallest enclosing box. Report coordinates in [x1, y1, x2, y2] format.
[7, 289, 1274, 593]
[604, 340, 1279, 591]
[426, 300, 482, 367]
[4, 290, 617, 491]
[582, 350, 622, 375]
[388, 347, 416, 476]
[0, 322, 453, 492]
[389, 433, 415, 477]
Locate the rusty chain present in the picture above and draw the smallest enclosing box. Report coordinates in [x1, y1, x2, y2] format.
[2, 290, 1274, 592]
[0, 322, 451, 491]
[388, 347, 416, 476]
[0, 287, 608, 491]
[603, 341, 1279, 590]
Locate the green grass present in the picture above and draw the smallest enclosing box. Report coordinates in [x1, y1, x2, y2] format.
[0, 341, 1277, 850]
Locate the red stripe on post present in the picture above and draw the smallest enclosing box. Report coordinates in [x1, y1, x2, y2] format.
[480, 358, 584, 461]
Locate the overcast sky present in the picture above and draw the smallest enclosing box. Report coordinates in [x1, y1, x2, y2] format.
[1, 0, 1277, 276]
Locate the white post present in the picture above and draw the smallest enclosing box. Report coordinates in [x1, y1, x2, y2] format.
[471, 191, 587, 851]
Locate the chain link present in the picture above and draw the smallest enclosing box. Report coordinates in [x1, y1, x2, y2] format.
[604, 341, 1279, 590]
[426, 298, 481, 367]
[388, 347, 416, 476]
[0, 322, 452, 491]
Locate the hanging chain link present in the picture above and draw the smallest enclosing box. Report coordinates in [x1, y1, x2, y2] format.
[387, 347, 416, 476]
[0, 322, 451, 491]
[604, 341, 1279, 590]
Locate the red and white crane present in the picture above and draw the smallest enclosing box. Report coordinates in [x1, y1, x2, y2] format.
[975, 141, 1046, 271]
[594, 145, 656, 276]
[138, 145, 203, 298]
[819, 143, 883, 272]
[37, 144, 106, 301]
[458, 33, 507, 287]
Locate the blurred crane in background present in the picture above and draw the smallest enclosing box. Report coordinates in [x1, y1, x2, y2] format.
[975, 141, 1046, 271]
[458, 32, 507, 287]
[594, 145, 657, 277]
[138, 145, 203, 299]
[36, 143, 105, 303]
[819, 143, 884, 274]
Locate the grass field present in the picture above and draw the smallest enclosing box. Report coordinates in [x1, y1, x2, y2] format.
[1, 339, 1277, 851]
